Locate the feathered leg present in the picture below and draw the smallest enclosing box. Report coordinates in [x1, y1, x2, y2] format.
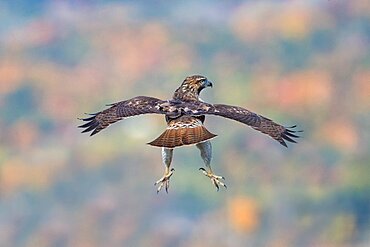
[154, 147, 174, 193]
[196, 141, 227, 191]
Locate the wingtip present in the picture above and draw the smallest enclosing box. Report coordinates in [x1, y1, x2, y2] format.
[281, 133, 297, 143]
[90, 128, 101, 136]
[286, 125, 303, 133]
[279, 124, 303, 147]
[284, 131, 300, 138]
[84, 112, 98, 116]
[280, 140, 288, 148]
[81, 128, 90, 133]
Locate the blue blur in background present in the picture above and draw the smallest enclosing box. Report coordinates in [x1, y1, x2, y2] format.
[0, 1, 369, 246]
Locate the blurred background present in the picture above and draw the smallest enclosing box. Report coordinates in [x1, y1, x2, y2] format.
[0, 1, 369, 246]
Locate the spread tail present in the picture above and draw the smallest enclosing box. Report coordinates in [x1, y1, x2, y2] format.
[148, 125, 217, 148]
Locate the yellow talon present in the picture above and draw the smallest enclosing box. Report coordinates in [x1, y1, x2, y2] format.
[155, 168, 175, 193]
[199, 168, 227, 191]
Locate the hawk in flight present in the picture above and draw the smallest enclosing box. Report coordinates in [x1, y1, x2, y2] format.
[79, 75, 301, 192]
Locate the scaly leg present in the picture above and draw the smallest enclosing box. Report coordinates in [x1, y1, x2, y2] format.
[154, 147, 174, 193]
[196, 141, 226, 191]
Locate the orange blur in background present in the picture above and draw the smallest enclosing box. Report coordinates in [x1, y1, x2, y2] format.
[0, 1, 369, 247]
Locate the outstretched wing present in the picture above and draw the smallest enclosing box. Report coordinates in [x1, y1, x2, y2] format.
[190, 103, 301, 147]
[78, 96, 165, 136]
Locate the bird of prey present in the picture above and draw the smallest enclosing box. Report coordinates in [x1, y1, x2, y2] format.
[79, 75, 301, 193]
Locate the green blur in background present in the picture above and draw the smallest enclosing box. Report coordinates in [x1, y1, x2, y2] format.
[0, 1, 369, 246]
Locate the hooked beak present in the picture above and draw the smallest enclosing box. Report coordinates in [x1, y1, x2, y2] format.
[203, 80, 213, 88]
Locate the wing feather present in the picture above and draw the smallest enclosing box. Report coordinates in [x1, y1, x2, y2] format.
[78, 96, 165, 136]
[191, 103, 302, 147]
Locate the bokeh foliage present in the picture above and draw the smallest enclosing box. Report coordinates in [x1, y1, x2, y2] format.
[0, 1, 369, 246]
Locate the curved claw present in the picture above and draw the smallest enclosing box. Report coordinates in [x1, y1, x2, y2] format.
[199, 168, 227, 191]
[155, 168, 175, 194]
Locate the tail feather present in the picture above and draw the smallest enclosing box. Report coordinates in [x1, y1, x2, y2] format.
[148, 125, 217, 148]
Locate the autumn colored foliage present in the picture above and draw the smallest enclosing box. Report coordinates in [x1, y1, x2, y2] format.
[0, 1, 369, 246]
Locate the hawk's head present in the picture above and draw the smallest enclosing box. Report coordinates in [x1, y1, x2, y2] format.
[173, 75, 213, 101]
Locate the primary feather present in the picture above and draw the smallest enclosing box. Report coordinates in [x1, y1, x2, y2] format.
[79, 75, 301, 147]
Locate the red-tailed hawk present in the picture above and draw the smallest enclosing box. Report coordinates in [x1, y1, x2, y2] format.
[79, 75, 301, 192]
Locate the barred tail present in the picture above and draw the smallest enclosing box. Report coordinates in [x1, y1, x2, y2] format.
[148, 125, 217, 148]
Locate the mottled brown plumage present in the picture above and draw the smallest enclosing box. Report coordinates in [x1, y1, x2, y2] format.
[79, 75, 301, 192]
[79, 96, 164, 136]
[148, 116, 217, 148]
[172, 75, 210, 101]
